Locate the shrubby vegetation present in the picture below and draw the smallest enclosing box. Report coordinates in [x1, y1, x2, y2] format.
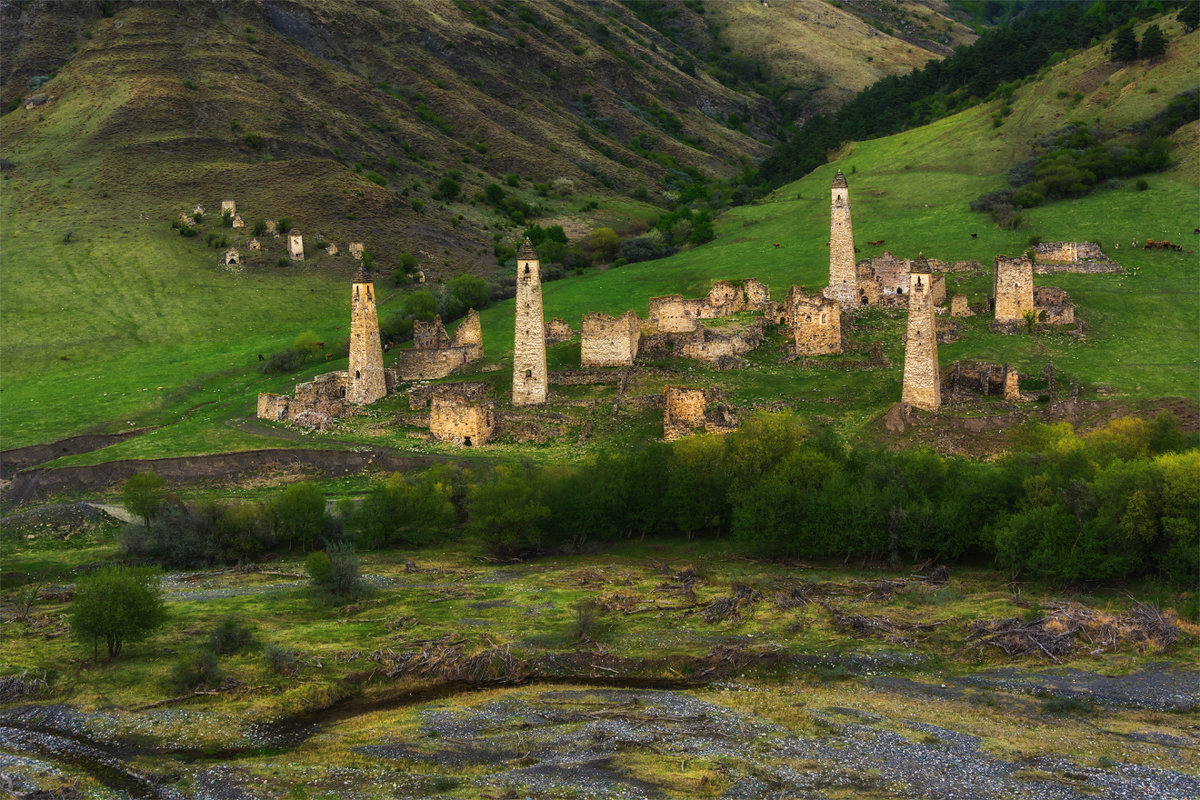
[71, 565, 167, 659]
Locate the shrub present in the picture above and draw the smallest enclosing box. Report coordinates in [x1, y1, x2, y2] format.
[582, 227, 620, 262]
[123, 472, 166, 524]
[569, 598, 603, 642]
[274, 482, 327, 550]
[305, 542, 363, 602]
[276, 216, 293, 234]
[1136, 178, 1149, 191]
[435, 177, 460, 201]
[355, 469, 458, 549]
[365, 171, 387, 187]
[171, 648, 222, 692]
[467, 466, 550, 557]
[179, 226, 198, 237]
[71, 565, 167, 660]
[264, 644, 299, 675]
[446, 274, 490, 310]
[208, 616, 254, 654]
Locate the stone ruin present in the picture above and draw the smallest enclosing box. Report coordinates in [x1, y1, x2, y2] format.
[991, 255, 1076, 331]
[853, 252, 947, 309]
[408, 382, 494, 447]
[943, 361, 1022, 403]
[581, 311, 640, 367]
[288, 231, 305, 261]
[950, 295, 974, 317]
[634, 278, 780, 368]
[1033, 241, 1120, 274]
[192, 204, 205, 217]
[647, 279, 780, 331]
[349, 242, 364, 260]
[395, 309, 484, 381]
[544, 318, 575, 345]
[325, 242, 339, 256]
[248, 238, 261, 251]
[221, 200, 236, 216]
[662, 386, 738, 442]
[231, 214, 245, 229]
[785, 286, 841, 356]
[513, 238, 548, 405]
[223, 248, 241, 267]
[257, 372, 353, 431]
[265, 219, 278, 236]
[178, 211, 193, 227]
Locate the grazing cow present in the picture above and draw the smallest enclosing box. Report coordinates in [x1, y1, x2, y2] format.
[325, 353, 334, 359]
[1193, 227, 1199, 234]
[867, 239, 884, 246]
[970, 233, 978, 239]
[258, 353, 264, 361]
[773, 243, 781, 248]
[1132, 240, 1139, 248]
[316, 341, 324, 348]
[1115, 242, 1120, 250]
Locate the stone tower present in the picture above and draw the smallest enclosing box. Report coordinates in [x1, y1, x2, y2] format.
[512, 238, 548, 405]
[825, 170, 856, 310]
[288, 231, 304, 261]
[993, 255, 1034, 323]
[786, 285, 841, 355]
[347, 264, 387, 406]
[901, 255, 940, 411]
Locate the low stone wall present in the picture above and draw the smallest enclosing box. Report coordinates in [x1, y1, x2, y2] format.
[407, 381, 492, 410]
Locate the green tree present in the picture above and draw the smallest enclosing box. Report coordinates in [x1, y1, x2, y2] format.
[402, 290, 438, 321]
[467, 466, 549, 556]
[1139, 24, 1166, 60]
[305, 542, 362, 602]
[446, 275, 490, 309]
[1110, 26, 1138, 62]
[274, 482, 326, 550]
[123, 472, 166, 524]
[436, 177, 461, 201]
[583, 227, 620, 262]
[689, 210, 714, 245]
[71, 565, 167, 659]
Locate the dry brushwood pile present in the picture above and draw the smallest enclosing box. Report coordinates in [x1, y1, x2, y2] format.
[0, 671, 49, 704]
[818, 601, 948, 646]
[368, 636, 525, 682]
[964, 602, 1181, 661]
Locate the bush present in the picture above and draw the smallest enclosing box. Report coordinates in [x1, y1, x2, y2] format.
[123, 472, 166, 524]
[582, 227, 620, 263]
[71, 565, 167, 660]
[467, 466, 550, 557]
[617, 236, 677, 264]
[171, 648, 222, 692]
[179, 226, 198, 237]
[208, 616, 255, 654]
[446, 274, 490, 310]
[305, 542, 363, 602]
[1136, 178, 1149, 191]
[435, 177, 461, 201]
[263, 644, 299, 675]
[277, 216, 293, 234]
[260, 347, 310, 374]
[274, 482, 327, 550]
[355, 468, 459, 549]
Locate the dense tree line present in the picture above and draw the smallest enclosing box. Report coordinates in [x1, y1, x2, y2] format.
[119, 412, 1197, 586]
[755, 1, 1188, 190]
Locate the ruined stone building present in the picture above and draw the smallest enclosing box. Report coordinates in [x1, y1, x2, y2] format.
[248, 238, 261, 251]
[1033, 241, 1118, 273]
[1032, 286, 1075, 325]
[993, 255, 1034, 323]
[349, 242, 364, 260]
[512, 238, 547, 405]
[221, 200, 236, 216]
[288, 231, 305, 261]
[950, 295, 974, 317]
[785, 286, 841, 355]
[853, 252, 947, 309]
[544, 318, 575, 345]
[901, 256, 941, 411]
[662, 386, 738, 441]
[426, 383, 495, 447]
[395, 309, 484, 380]
[825, 170, 857, 310]
[347, 265, 387, 406]
[223, 248, 241, 267]
[647, 279, 779, 331]
[943, 361, 1021, 402]
[581, 311, 641, 367]
[257, 372, 351, 431]
[231, 214, 245, 229]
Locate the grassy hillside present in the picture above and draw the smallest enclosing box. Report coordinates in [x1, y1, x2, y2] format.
[1, 14, 1196, 459]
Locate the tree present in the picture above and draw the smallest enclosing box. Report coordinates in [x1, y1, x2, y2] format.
[467, 466, 549, 556]
[446, 275, 490, 309]
[436, 177, 461, 201]
[402, 290, 438, 322]
[689, 210, 715, 245]
[1139, 24, 1166, 60]
[583, 227, 620, 263]
[1178, 3, 1199, 34]
[1110, 26, 1139, 62]
[71, 565, 167, 659]
[123, 472, 166, 524]
[274, 482, 326, 550]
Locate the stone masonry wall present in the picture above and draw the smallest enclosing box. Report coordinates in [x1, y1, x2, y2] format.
[663, 386, 708, 441]
[901, 266, 940, 411]
[397, 310, 483, 381]
[545, 318, 575, 345]
[513, 243, 548, 405]
[648, 295, 700, 333]
[786, 286, 842, 355]
[430, 390, 494, 447]
[1033, 286, 1075, 325]
[347, 279, 387, 405]
[581, 310, 641, 367]
[1035, 241, 1105, 263]
[993, 256, 1034, 323]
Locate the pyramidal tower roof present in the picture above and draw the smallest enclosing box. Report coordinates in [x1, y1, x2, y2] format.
[517, 237, 539, 260]
[831, 170, 848, 189]
[353, 263, 371, 283]
[911, 253, 931, 273]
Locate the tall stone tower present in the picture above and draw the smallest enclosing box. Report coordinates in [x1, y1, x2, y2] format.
[901, 255, 941, 411]
[512, 238, 548, 405]
[825, 170, 857, 310]
[347, 264, 387, 406]
[993, 255, 1034, 323]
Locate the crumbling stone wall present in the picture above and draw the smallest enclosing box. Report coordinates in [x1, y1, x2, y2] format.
[513, 238, 548, 405]
[1035, 241, 1104, 263]
[221, 200, 236, 216]
[430, 385, 495, 447]
[545, 318, 575, 345]
[785, 286, 841, 355]
[901, 258, 941, 411]
[993, 255, 1034, 323]
[408, 381, 490, 410]
[248, 238, 261, 251]
[582, 310, 641, 367]
[223, 248, 241, 267]
[257, 371, 352, 430]
[1033, 286, 1075, 325]
[349, 242, 364, 260]
[826, 170, 857, 309]
[397, 310, 484, 381]
[288, 231, 305, 261]
[325, 242, 338, 256]
[347, 270, 387, 405]
[943, 361, 1018, 400]
[662, 386, 738, 441]
[950, 295, 974, 317]
[648, 295, 701, 333]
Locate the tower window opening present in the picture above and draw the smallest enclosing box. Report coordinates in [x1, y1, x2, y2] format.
[355, 370, 361, 379]
[463, 436, 472, 447]
[525, 369, 532, 378]
[524, 265, 530, 276]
